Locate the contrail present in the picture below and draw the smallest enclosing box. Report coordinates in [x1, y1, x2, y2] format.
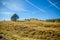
[25, 0, 45, 12]
[48, 0, 60, 10]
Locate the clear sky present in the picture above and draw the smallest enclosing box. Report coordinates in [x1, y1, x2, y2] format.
[0, 0, 60, 21]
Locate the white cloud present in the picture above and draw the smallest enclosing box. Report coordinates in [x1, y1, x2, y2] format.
[48, 0, 60, 10]
[2, 1, 28, 12]
[25, 0, 45, 12]
[0, 11, 14, 21]
[0, 12, 14, 15]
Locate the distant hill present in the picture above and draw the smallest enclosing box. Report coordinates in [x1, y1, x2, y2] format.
[46, 19, 60, 22]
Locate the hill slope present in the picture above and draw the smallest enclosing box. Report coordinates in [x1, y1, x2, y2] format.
[0, 20, 60, 40]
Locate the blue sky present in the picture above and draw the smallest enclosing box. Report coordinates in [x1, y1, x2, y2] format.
[0, 0, 60, 21]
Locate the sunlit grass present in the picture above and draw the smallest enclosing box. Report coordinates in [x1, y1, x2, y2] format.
[0, 20, 60, 40]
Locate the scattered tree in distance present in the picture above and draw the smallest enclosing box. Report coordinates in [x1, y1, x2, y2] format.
[11, 14, 19, 21]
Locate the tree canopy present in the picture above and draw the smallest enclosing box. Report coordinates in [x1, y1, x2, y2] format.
[11, 14, 19, 21]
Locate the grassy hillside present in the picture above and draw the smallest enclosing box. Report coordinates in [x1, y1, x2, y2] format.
[0, 20, 60, 40]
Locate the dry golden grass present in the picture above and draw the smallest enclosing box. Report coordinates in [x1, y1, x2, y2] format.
[0, 20, 60, 40]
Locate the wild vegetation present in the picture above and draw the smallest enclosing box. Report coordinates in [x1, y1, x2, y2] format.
[46, 19, 60, 22]
[0, 20, 60, 40]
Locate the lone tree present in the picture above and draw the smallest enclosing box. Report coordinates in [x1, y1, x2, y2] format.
[11, 14, 19, 21]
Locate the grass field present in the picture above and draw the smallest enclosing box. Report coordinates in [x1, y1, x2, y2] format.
[0, 20, 60, 40]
